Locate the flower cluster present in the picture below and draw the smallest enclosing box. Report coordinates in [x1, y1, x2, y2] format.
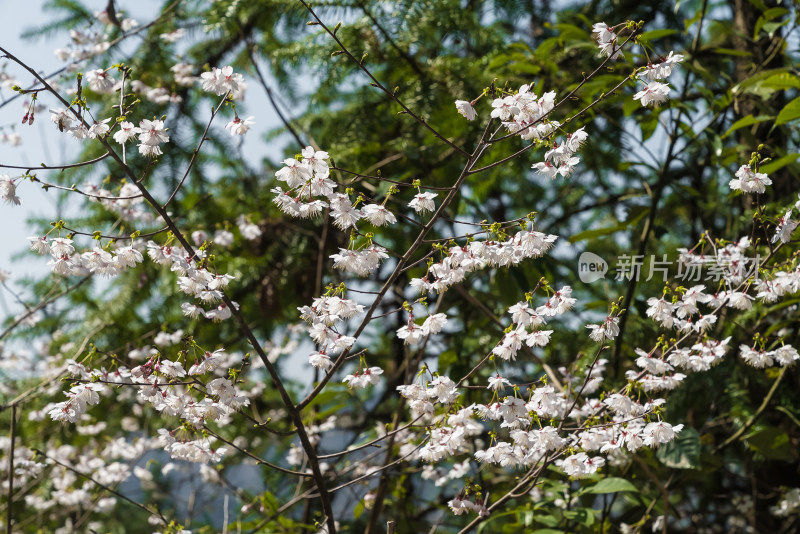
[200, 66, 245, 97]
[396, 312, 448, 346]
[532, 126, 588, 179]
[493, 84, 557, 140]
[592, 22, 623, 59]
[27, 236, 145, 277]
[633, 52, 683, 107]
[146, 240, 238, 322]
[491, 289, 576, 360]
[410, 229, 558, 294]
[299, 295, 365, 371]
[82, 181, 153, 223]
[397, 374, 459, 416]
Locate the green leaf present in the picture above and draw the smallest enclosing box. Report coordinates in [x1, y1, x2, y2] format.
[710, 47, 752, 58]
[722, 115, 773, 138]
[533, 513, 560, 527]
[745, 425, 792, 460]
[732, 68, 790, 96]
[587, 477, 638, 494]
[761, 20, 789, 37]
[656, 426, 701, 469]
[775, 96, 800, 125]
[640, 114, 660, 141]
[759, 154, 799, 174]
[754, 8, 789, 37]
[569, 207, 649, 243]
[637, 29, 679, 46]
[438, 349, 458, 371]
[761, 72, 800, 91]
[563, 508, 595, 526]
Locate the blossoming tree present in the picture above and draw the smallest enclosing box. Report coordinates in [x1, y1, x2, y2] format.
[2, 1, 800, 533]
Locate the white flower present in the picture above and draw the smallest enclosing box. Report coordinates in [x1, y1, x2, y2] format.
[409, 192, 438, 214]
[774, 346, 799, 366]
[225, 116, 254, 136]
[237, 216, 262, 240]
[113, 121, 140, 144]
[156, 359, 186, 378]
[213, 229, 234, 247]
[300, 146, 330, 175]
[137, 119, 169, 146]
[362, 204, 397, 226]
[276, 158, 312, 189]
[558, 452, 605, 478]
[455, 100, 476, 121]
[88, 118, 112, 139]
[641, 51, 684, 81]
[643, 421, 683, 447]
[343, 367, 383, 389]
[160, 28, 185, 43]
[526, 329, 553, 347]
[532, 161, 559, 180]
[634, 82, 671, 107]
[199, 66, 243, 96]
[729, 164, 772, 194]
[773, 209, 798, 244]
[397, 322, 426, 345]
[138, 144, 163, 157]
[0, 175, 21, 206]
[592, 22, 623, 59]
[85, 69, 115, 93]
[50, 237, 75, 256]
[740, 345, 773, 368]
[487, 374, 511, 391]
[421, 313, 448, 335]
[309, 351, 333, 371]
[122, 18, 139, 31]
[50, 108, 74, 132]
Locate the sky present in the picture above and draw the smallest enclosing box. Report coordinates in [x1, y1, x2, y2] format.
[0, 0, 291, 323]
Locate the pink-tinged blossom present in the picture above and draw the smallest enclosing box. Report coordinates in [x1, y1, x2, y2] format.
[0, 175, 21, 206]
[557, 452, 606, 478]
[88, 118, 112, 139]
[773, 209, 798, 244]
[113, 121, 140, 144]
[409, 192, 438, 214]
[455, 100, 476, 120]
[199, 66, 244, 96]
[85, 69, 115, 93]
[592, 22, 623, 59]
[634, 82, 671, 107]
[487, 374, 511, 391]
[740, 345, 773, 368]
[730, 164, 772, 194]
[225, 116, 254, 136]
[49, 108, 74, 132]
[643, 421, 683, 447]
[362, 204, 397, 226]
[343, 367, 383, 389]
[137, 119, 169, 146]
[641, 51, 684, 81]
